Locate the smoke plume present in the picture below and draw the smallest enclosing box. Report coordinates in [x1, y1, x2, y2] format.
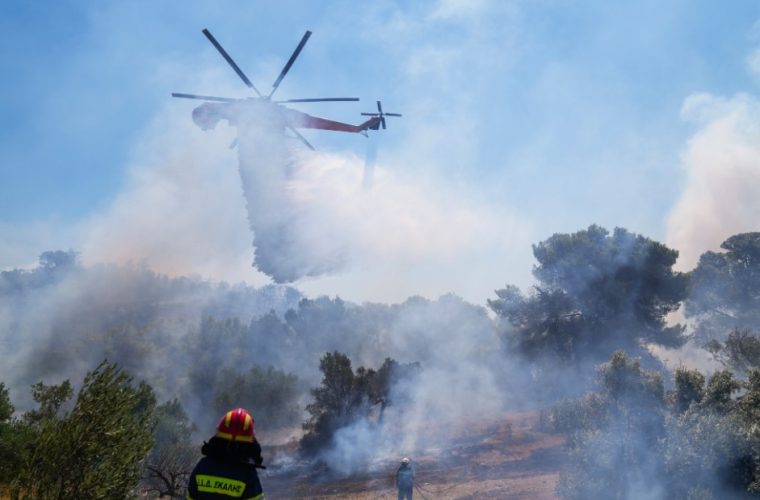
[229, 100, 528, 285]
[667, 93, 760, 270]
[71, 95, 531, 304]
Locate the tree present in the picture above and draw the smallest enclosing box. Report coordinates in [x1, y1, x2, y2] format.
[142, 399, 197, 499]
[0, 383, 15, 485]
[735, 370, 760, 492]
[212, 365, 300, 433]
[0, 381, 74, 487]
[663, 370, 751, 497]
[301, 352, 360, 454]
[182, 317, 249, 429]
[12, 362, 156, 500]
[0, 383, 12, 423]
[704, 329, 760, 375]
[490, 226, 687, 371]
[369, 358, 421, 418]
[0, 383, 34, 485]
[671, 367, 705, 414]
[38, 250, 79, 272]
[557, 351, 666, 499]
[23, 380, 73, 426]
[556, 354, 760, 499]
[300, 352, 419, 456]
[686, 233, 760, 344]
[700, 370, 742, 415]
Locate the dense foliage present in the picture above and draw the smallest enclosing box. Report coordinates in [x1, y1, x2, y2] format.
[211, 365, 301, 433]
[489, 226, 687, 380]
[0, 383, 33, 486]
[12, 362, 156, 500]
[555, 352, 760, 499]
[3, 226, 760, 492]
[705, 329, 760, 375]
[143, 399, 198, 499]
[300, 352, 420, 455]
[686, 233, 760, 345]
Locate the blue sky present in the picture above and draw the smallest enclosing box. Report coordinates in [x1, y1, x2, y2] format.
[2, 1, 760, 304]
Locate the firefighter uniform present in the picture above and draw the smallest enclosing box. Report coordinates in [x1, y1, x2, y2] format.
[187, 408, 265, 500]
[186, 455, 264, 500]
[396, 458, 414, 500]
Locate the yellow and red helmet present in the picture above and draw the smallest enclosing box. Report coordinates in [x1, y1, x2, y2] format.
[215, 408, 255, 443]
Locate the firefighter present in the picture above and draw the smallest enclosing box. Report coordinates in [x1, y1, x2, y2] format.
[186, 408, 265, 500]
[396, 457, 415, 500]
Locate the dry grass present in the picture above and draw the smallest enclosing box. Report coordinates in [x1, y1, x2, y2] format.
[261, 411, 569, 499]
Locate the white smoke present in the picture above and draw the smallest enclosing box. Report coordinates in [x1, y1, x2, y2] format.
[320, 359, 507, 476]
[666, 93, 760, 270]
[225, 98, 531, 289]
[308, 294, 509, 475]
[74, 96, 531, 303]
[80, 104, 270, 286]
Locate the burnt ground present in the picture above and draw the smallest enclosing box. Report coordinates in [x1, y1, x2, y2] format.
[259, 412, 569, 499]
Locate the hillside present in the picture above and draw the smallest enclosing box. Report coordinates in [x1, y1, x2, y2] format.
[262, 412, 568, 499]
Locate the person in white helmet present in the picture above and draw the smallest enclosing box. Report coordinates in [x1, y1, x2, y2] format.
[396, 457, 415, 500]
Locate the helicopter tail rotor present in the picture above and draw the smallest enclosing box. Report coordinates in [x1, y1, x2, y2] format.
[361, 101, 402, 130]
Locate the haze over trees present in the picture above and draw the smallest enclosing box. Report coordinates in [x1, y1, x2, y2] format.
[705, 329, 760, 375]
[554, 352, 760, 499]
[143, 399, 197, 499]
[2, 226, 760, 496]
[686, 233, 760, 343]
[211, 365, 300, 434]
[489, 225, 688, 383]
[300, 352, 420, 456]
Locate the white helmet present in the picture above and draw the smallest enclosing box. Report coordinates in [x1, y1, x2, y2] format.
[401, 457, 411, 465]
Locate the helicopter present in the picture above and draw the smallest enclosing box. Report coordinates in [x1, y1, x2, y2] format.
[172, 29, 401, 150]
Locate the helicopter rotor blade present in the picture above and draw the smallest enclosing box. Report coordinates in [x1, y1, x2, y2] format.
[202, 28, 262, 97]
[381, 117, 386, 130]
[171, 92, 239, 103]
[377, 101, 383, 114]
[361, 113, 380, 116]
[275, 97, 359, 103]
[287, 125, 315, 150]
[269, 31, 312, 98]
[384, 113, 402, 117]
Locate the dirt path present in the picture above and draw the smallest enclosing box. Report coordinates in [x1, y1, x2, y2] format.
[261, 412, 568, 499]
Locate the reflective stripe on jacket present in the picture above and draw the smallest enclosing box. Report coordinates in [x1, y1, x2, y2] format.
[186, 456, 264, 500]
